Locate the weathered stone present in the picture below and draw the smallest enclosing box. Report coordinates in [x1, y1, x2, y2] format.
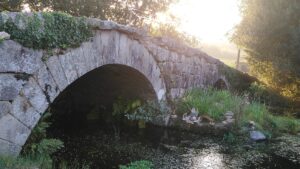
[101, 31, 119, 63]
[225, 111, 234, 117]
[250, 130, 267, 141]
[21, 78, 48, 113]
[0, 32, 10, 40]
[0, 40, 43, 73]
[34, 64, 60, 102]
[93, 32, 104, 67]
[11, 96, 41, 129]
[70, 47, 89, 77]
[0, 139, 21, 156]
[0, 101, 11, 119]
[81, 41, 98, 72]
[59, 53, 78, 84]
[0, 74, 26, 101]
[45, 56, 68, 91]
[0, 113, 30, 146]
[0, 12, 255, 156]
[118, 34, 132, 65]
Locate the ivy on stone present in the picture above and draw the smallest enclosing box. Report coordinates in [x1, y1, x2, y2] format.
[0, 12, 92, 49]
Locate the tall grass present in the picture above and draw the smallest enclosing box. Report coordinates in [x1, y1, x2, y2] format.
[179, 88, 242, 120]
[178, 88, 300, 135]
[0, 155, 52, 169]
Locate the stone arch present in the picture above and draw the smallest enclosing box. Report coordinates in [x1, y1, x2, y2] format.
[0, 30, 166, 155]
[213, 78, 229, 90]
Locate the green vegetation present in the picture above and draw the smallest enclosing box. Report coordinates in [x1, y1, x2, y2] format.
[178, 88, 300, 135]
[0, 12, 91, 49]
[232, 0, 300, 101]
[119, 160, 153, 169]
[178, 88, 242, 120]
[0, 113, 64, 169]
[1, 0, 176, 27]
[125, 101, 170, 122]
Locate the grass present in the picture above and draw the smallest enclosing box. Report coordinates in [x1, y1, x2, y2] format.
[179, 88, 242, 120]
[0, 155, 52, 169]
[178, 88, 300, 135]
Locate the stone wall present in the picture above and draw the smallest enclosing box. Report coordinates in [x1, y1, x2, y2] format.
[0, 12, 254, 155]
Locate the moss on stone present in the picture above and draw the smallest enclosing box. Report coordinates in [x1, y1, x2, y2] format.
[0, 12, 92, 49]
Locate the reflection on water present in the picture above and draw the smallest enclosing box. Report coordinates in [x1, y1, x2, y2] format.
[50, 123, 300, 169]
[192, 149, 225, 169]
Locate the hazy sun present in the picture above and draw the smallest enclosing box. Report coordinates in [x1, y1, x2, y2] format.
[161, 0, 241, 43]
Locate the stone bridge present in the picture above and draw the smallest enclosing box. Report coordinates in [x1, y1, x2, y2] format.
[0, 13, 253, 155]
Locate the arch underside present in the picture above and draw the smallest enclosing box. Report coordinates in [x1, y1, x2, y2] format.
[0, 30, 166, 155]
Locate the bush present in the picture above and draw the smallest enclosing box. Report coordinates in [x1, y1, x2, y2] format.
[125, 101, 170, 122]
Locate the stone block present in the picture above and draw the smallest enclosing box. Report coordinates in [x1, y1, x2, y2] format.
[34, 64, 60, 102]
[0, 74, 26, 101]
[0, 101, 11, 119]
[59, 53, 78, 84]
[21, 78, 48, 113]
[0, 139, 22, 156]
[0, 40, 43, 74]
[46, 56, 68, 91]
[11, 95, 41, 129]
[70, 47, 89, 77]
[82, 41, 98, 72]
[0, 113, 30, 146]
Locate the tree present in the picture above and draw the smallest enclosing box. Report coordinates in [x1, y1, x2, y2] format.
[0, 0, 23, 11]
[1, 0, 177, 27]
[231, 0, 300, 101]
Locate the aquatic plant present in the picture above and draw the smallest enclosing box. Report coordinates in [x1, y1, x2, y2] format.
[119, 160, 153, 169]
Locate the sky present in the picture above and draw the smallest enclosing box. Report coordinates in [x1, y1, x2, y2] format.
[166, 0, 242, 44]
[157, 0, 244, 66]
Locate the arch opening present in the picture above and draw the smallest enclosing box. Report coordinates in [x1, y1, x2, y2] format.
[213, 79, 228, 90]
[21, 64, 160, 168]
[48, 64, 158, 130]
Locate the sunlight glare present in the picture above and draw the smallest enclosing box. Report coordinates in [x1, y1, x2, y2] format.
[165, 0, 241, 43]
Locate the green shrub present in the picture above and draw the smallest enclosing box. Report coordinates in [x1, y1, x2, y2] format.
[119, 160, 153, 169]
[125, 101, 170, 122]
[0, 12, 91, 49]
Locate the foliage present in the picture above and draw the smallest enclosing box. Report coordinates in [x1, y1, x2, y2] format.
[0, 155, 52, 169]
[0, 12, 91, 49]
[2, 0, 176, 27]
[223, 132, 237, 144]
[0, 0, 23, 11]
[125, 101, 170, 122]
[241, 102, 300, 135]
[112, 98, 142, 120]
[20, 112, 64, 168]
[178, 88, 300, 135]
[248, 82, 290, 108]
[179, 88, 242, 120]
[217, 63, 255, 92]
[119, 160, 153, 169]
[150, 22, 200, 47]
[231, 0, 300, 101]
